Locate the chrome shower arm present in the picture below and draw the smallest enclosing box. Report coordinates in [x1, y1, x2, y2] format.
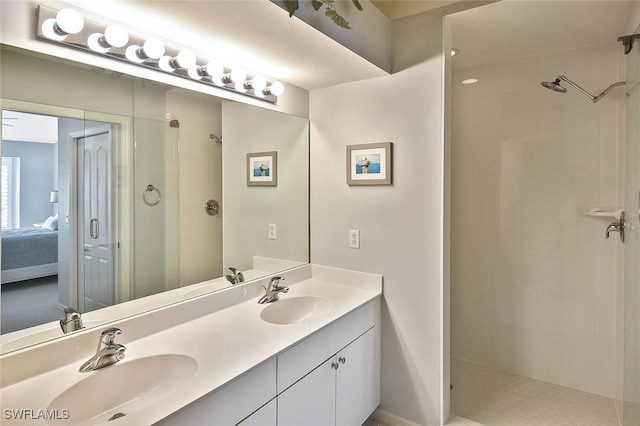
[558, 76, 625, 103]
[594, 81, 627, 102]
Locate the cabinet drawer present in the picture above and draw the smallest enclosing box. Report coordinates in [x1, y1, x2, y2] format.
[277, 300, 376, 393]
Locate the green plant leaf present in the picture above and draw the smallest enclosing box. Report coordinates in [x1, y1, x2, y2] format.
[311, 0, 323, 11]
[352, 0, 363, 11]
[283, 0, 299, 17]
[325, 8, 350, 29]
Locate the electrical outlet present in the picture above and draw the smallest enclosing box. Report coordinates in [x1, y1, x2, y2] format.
[349, 229, 360, 249]
[268, 223, 277, 240]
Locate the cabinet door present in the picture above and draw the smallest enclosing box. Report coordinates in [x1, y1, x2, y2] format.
[156, 358, 276, 426]
[278, 357, 337, 426]
[237, 399, 276, 426]
[336, 329, 376, 426]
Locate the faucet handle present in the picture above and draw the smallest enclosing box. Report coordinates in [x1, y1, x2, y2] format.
[269, 276, 285, 287]
[100, 327, 122, 346]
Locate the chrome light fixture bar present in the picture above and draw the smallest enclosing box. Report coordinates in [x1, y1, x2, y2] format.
[36, 5, 284, 103]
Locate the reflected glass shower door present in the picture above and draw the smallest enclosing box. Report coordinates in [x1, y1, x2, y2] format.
[132, 117, 180, 299]
[623, 24, 640, 426]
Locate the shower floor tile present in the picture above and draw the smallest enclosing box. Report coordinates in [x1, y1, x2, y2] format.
[451, 358, 619, 426]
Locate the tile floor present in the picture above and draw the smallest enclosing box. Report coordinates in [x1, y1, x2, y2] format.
[451, 358, 620, 426]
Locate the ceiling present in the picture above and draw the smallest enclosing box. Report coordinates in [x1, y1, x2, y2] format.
[371, 0, 461, 19]
[2, 111, 58, 144]
[447, 1, 638, 70]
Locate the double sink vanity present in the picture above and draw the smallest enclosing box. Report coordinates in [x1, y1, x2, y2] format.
[0, 264, 382, 425]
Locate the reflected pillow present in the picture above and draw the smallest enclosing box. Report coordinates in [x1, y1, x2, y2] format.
[42, 214, 58, 231]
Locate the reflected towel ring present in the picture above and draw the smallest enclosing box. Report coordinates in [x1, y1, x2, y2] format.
[143, 184, 161, 206]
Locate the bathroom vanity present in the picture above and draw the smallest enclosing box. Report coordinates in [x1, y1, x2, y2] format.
[0, 264, 382, 425]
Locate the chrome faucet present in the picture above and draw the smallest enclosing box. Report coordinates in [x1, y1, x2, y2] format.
[258, 276, 289, 304]
[79, 327, 126, 373]
[226, 267, 245, 285]
[60, 307, 84, 334]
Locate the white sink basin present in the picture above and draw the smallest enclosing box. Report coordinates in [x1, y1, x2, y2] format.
[47, 354, 197, 425]
[260, 296, 333, 325]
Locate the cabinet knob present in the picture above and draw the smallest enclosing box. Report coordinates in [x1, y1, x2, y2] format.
[331, 362, 339, 370]
[339, 357, 346, 364]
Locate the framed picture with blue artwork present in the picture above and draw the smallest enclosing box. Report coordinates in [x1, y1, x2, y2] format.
[346, 142, 392, 185]
[247, 151, 277, 186]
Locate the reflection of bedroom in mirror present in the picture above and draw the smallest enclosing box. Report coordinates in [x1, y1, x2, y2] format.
[1, 110, 65, 333]
[1, 109, 120, 333]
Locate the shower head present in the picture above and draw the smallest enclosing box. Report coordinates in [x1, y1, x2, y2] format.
[541, 75, 626, 103]
[541, 79, 567, 93]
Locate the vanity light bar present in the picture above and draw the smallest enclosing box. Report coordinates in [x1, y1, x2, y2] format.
[35, 5, 284, 103]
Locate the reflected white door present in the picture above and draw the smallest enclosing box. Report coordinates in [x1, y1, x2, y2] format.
[78, 130, 114, 312]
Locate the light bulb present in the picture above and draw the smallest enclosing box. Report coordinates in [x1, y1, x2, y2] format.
[125, 45, 145, 63]
[142, 39, 165, 59]
[41, 18, 67, 41]
[88, 33, 110, 53]
[88, 25, 129, 53]
[222, 66, 247, 85]
[56, 9, 84, 35]
[205, 61, 225, 84]
[175, 51, 196, 69]
[103, 25, 129, 48]
[159, 51, 197, 72]
[229, 67, 247, 83]
[266, 81, 285, 96]
[125, 39, 165, 63]
[158, 55, 175, 71]
[244, 75, 267, 97]
[41, 9, 84, 41]
[187, 66, 203, 80]
[188, 61, 223, 81]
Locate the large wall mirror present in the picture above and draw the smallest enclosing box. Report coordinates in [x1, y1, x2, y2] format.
[0, 46, 309, 354]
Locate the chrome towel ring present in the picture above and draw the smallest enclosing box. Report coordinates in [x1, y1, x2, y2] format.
[143, 184, 161, 206]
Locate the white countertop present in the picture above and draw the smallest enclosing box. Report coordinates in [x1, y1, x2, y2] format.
[0, 265, 382, 425]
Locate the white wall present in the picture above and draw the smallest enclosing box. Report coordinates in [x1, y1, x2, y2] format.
[310, 11, 447, 425]
[223, 101, 309, 273]
[450, 42, 625, 398]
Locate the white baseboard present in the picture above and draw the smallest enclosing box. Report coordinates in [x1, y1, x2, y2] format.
[371, 409, 423, 426]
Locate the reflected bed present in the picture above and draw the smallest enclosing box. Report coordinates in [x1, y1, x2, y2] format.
[1, 227, 58, 284]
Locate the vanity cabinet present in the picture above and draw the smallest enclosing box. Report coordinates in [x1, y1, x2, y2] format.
[278, 328, 376, 426]
[156, 299, 380, 426]
[237, 399, 277, 425]
[156, 358, 277, 426]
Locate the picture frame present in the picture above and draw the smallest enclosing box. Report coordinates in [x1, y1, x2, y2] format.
[247, 151, 277, 186]
[346, 142, 392, 185]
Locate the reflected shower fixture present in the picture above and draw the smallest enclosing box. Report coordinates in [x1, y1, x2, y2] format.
[36, 5, 284, 103]
[541, 75, 626, 103]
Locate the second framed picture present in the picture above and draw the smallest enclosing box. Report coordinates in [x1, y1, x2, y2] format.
[346, 142, 392, 185]
[247, 151, 278, 186]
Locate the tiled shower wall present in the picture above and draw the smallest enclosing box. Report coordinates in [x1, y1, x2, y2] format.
[450, 41, 624, 398]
